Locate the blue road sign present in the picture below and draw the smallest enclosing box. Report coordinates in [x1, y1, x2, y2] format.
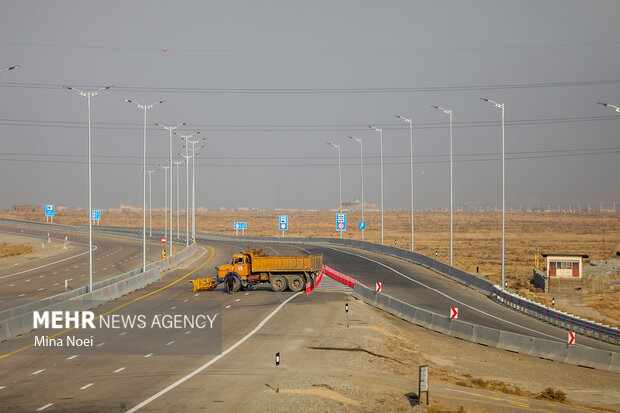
[45, 204, 55, 217]
[234, 222, 247, 230]
[91, 210, 101, 220]
[358, 221, 366, 230]
[279, 215, 288, 231]
[336, 213, 347, 231]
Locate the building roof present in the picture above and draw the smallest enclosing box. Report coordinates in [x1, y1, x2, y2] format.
[542, 253, 589, 258]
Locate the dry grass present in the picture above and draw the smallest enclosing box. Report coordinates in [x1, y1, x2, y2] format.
[0, 242, 35, 259]
[457, 373, 526, 397]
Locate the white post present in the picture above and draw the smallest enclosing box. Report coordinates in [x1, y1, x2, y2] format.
[395, 115, 415, 251]
[369, 126, 384, 245]
[431, 106, 453, 266]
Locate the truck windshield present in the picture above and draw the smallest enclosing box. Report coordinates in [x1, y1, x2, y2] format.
[234, 257, 244, 264]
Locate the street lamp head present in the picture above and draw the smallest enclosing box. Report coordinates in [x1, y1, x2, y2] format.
[125, 99, 133, 103]
[395, 114, 412, 123]
[8, 65, 20, 70]
[481, 97, 502, 108]
[431, 105, 451, 114]
[63, 86, 73, 90]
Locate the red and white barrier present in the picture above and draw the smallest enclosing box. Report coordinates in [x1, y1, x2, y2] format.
[322, 265, 369, 288]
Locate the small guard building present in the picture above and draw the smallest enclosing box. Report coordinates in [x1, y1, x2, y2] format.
[542, 253, 589, 278]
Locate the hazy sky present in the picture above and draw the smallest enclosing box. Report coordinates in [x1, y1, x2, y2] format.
[1, 1, 619, 211]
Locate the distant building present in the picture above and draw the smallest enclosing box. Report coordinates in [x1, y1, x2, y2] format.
[542, 253, 589, 278]
[12, 205, 42, 213]
[343, 201, 377, 211]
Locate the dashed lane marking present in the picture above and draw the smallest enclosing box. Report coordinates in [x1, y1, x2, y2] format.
[36, 403, 53, 411]
[31, 369, 45, 375]
[114, 367, 126, 373]
[80, 383, 94, 390]
[225, 305, 231, 309]
[144, 353, 153, 358]
[166, 341, 175, 346]
[66, 355, 78, 360]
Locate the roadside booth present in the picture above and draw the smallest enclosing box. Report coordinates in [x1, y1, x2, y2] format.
[542, 253, 588, 278]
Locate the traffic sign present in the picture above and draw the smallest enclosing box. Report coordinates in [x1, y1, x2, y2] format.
[375, 282, 382, 292]
[336, 213, 347, 231]
[234, 222, 247, 230]
[358, 221, 366, 230]
[450, 307, 459, 319]
[161, 237, 167, 244]
[568, 331, 575, 345]
[279, 215, 288, 231]
[45, 204, 55, 217]
[91, 210, 101, 220]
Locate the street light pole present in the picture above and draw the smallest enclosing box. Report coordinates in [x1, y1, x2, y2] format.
[598, 102, 620, 112]
[431, 106, 453, 266]
[0, 65, 20, 74]
[187, 138, 205, 242]
[146, 169, 156, 237]
[174, 131, 200, 246]
[64, 85, 113, 293]
[481, 98, 505, 290]
[327, 142, 343, 239]
[348, 136, 364, 241]
[395, 114, 415, 252]
[126, 99, 165, 271]
[369, 126, 384, 245]
[173, 160, 182, 239]
[156, 122, 187, 256]
[159, 165, 171, 240]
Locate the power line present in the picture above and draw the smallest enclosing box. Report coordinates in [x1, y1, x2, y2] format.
[2, 79, 620, 94]
[0, 115, 617, 133]
[0, 149, 617, 167]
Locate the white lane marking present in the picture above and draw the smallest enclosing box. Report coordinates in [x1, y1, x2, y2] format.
[328, 246, 568, 344]
[81, 274, 86, 277]
[119, 332, 127, 336]
[64, 269, 69, 272]
[102, 268, 107, 271]
[225, 305, 231, 309]
[52, 272, 57, 275]
[38, 288, 44, 291]
[235, 299, 240, 302]
[25, 279, 31, 282]
[144, 353, 153, 358]
[170, 306, 176, 310]
[54, 283, 59, 286]
[194, 293, 200, 296]
[80, 383, 94, 390]
[185, 331, 192, 335]
[36, 403, 53, 411]
[166, 341, 175, 346]
[68, 278, 73, 281]
[39, 275, 45, 278]
[126, 292, 299, 413]
[18, 294, 25, 297]
[244, 292, 249, 296]
[66, 355, 78, 360]
[9, 284, 14, 287]
[74, 265, 79, 268]
[114, 367, 126, 373]
[32, 369, 45, 375]
[96, 342, 105, 347]
[183, 299, 188, 303]
[0, 386, 5, 390]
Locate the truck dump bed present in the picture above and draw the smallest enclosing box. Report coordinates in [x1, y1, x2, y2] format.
[248, 251, 323, 273]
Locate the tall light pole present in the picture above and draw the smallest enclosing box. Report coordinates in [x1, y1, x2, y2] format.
[187, 138, 205, 242]
[481, 98, 505, 290]
[156, 122, 187, 256]
[598, 102, 620, 112]
[395, 114, 415, 252]
[369, 126, 384, 245]
[64, 85, 113, 293]
[348, 136, 364, 241]
[327, 142, 343, 239]
[173, 160, 182, 239]
[175, 132, 200, 246]
[158, 165, 171, 240]
[146, 169, 156, 237]
[431, 105, 453, 266]
[126, 99, 165, 271]
[0, 65, 20, 74]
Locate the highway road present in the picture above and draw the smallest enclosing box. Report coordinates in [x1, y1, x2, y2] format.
[0, 231, 617, 411]
[0, 223, 164, 311]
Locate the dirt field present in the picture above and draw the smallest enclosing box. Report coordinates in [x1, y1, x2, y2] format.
[2, 209, 619, 324]
[239, 295, 620, 412]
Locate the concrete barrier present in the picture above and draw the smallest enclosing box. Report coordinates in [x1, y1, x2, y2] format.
[430, 313, 451, 335]
[498, 331, 533, 354]
[473, 324, 501, 348]
[449, 320, 476, 342]
[565, 346, 613, 371]
[529, 339, 568, 362]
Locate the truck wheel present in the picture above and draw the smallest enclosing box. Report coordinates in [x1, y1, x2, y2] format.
[270, 274, 287, 292]
[225, 272, 242, 293]
[288, 274, 305, 292]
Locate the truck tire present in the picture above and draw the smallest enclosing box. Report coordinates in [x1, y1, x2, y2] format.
[270, 274, 287, 292]
[288, 274, 305, 292]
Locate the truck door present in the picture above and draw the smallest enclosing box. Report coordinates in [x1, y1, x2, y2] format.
[233, 256, 249, 277]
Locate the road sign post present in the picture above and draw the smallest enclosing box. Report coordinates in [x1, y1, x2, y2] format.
[45, 204, 55, 223]
[278, 215, 288, 238]
[275, 352, 280, 393]
[419, 365, 429, 405]
[450, 307, 458, 319]
[336, 213, 347, 233]
[345, 302, 349, 328]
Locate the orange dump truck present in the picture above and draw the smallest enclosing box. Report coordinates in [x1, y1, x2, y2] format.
[216, 249, 323, 292]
